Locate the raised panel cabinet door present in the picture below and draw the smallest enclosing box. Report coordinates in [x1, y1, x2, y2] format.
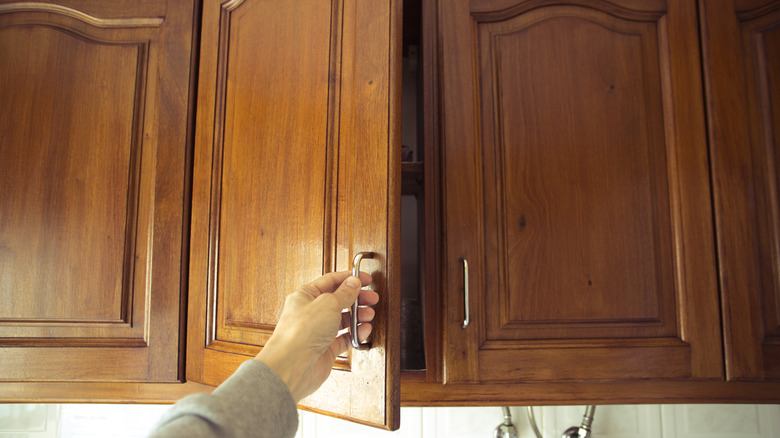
[0, 1, 196, 382]
[186, 0, 402, 430]
[439, 0, 723, 383]
[701, 0, 780, 380]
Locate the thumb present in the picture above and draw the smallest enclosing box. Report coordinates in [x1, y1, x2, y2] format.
[328, 275, 362, 310]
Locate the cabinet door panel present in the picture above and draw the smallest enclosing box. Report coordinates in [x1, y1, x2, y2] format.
[187, 0, 401, 429]
[480, 7, 676, 341]
[216, 0, 332, 349]
[0, 23, 140, 324]
[702, 0, 780, 380]
[441, 0, 722, 382]
[0, 1, 194, 382]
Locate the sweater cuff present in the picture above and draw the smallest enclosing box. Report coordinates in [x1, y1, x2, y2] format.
[213, 360, 299, 437]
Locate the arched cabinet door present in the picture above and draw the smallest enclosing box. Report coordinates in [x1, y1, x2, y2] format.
[0, 1, 195, 383]
[440, 0, 723, 383]
[186, 0, 402, 430]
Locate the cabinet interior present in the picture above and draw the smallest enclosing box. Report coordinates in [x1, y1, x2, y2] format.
[400, 0, 426, 372]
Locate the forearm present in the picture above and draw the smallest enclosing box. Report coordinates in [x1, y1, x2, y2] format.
[148, 361, 298, 438]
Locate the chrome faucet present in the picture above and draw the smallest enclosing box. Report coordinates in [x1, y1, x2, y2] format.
[493, 407, 518, 438]
[526, 405, 597, 438]
[561, 406, 596, 438]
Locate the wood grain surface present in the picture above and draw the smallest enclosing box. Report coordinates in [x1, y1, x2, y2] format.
[0, 0, 197, 383]
[186, 0, 402, 429]
[436, 0, 722, 384]
[700, 0, 780, 380]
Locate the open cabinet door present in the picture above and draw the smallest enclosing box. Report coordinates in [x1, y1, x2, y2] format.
[187, 0, 401, 430]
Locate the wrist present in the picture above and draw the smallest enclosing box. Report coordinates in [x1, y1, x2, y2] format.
[254, 340, 308, 402]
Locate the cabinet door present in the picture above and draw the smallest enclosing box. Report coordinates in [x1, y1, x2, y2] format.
[0, 1, 195, 382]
[701, 0, 780, 380]
[186, 0, 401, 430]
[439, 0, 723, 383]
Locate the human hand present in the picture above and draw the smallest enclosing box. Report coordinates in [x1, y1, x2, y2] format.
[253, 270, 379, 402]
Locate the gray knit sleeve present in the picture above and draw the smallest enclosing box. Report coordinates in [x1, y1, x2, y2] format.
[148, 360, 299, 438]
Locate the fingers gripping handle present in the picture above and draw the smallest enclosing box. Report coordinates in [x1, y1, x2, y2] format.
[351, 252, 374, 349]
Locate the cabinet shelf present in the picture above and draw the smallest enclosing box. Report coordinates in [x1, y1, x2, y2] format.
[401, 161, 423, 196]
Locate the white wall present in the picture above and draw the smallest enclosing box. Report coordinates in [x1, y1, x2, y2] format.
[2, 404, 779, 438]
[301, 405, 780, 438]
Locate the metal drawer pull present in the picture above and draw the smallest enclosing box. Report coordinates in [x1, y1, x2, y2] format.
[351, 251, 374, 349]
[462, 258, 470, 328]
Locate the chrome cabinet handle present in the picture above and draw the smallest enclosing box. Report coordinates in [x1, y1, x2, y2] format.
[351, 251, 374, 349]
[461, 258, 470, 328]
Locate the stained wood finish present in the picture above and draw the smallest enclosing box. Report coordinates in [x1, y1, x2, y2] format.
[0, 381, 214, 404]
[701, 0, 780, 380]
[0, 0, 196, 382]
[4, 374, 780, 405]
[187, 0, 401, 429]
[400, 375, 780, 405]
[438, 0, 722, 383]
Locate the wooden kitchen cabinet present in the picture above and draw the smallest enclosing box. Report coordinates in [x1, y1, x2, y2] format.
[185, 0, 402, 430]
[701, 0, 780, 380]
[435, 0, 723, 384]
[0, 0, 197, 383]
[3, 0, 780, 414]
[399, 0, 780, 404]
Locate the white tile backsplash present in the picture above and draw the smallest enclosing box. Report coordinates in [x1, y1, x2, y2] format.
[2, 403, 779, 437]
[661, 404, 780, 438]
[423, 406, 508, 438]
[541, 405, 662, 437]
[0, 404, 60, 437]
[300, 407, 422, 438]
[59, 404, 170, 438]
